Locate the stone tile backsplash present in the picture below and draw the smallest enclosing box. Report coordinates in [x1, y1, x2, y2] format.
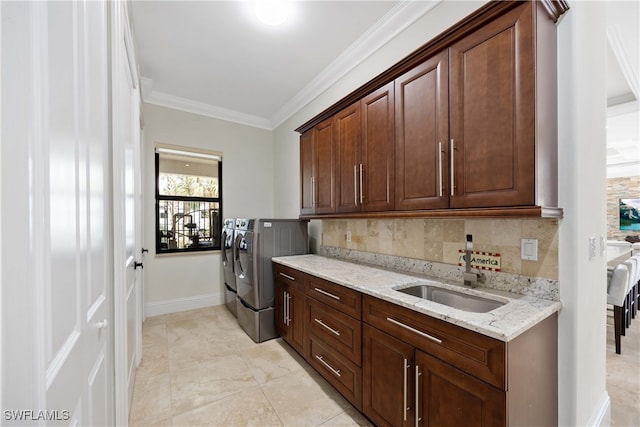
[321, 218, 559, 280]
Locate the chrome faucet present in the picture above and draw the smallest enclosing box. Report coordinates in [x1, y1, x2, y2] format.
[463, 234, 485, 288]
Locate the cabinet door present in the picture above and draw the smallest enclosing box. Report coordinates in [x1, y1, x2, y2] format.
[274, 281, 289, 339]
[335, 102, 361, 213]
[362, 82, 395, 212]
[415, 350, 505, 427]
[395, 51, 449, 210]
[275, 281, 305, 354]
[449, 3, 535, 208]
[363, 325, 414, 427]
[313, 117, 336, 214]
[300, 130, 314, 215]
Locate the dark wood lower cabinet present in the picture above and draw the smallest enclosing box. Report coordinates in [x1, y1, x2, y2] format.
[363, 324, 414, 427]
[274, 263, 558, 427]
[416, 351, 505, 427]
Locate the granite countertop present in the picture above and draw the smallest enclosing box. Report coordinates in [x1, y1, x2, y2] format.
[272, 254, 562, 342]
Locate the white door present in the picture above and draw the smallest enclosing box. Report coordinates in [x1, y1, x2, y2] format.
[1, 1, 113, 425]
[112, 1, 144, 423]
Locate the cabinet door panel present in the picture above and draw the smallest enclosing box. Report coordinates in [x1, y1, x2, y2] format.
[335, 102, 361, 213]
[449, 3, 534, 208]
[363, 325, 413, 427]
[416, 351, 505, 427]
[395, 52, 449, 210]
[361, 82, 395, 212]
[300, 130, 314, 215]
[314, 118, 336, 213]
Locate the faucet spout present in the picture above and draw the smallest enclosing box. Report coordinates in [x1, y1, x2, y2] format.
[463, 234, 485, 288]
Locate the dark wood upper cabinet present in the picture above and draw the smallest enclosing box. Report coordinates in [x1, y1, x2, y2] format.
[395, 51, 449, 211]
[300, 118, 335, 215]
[449, 2, 535, 208]
[335, 102, 362, 213]
[361, 82, 395, 212]
[300, 130, 314, 215]
[297, 1, 567, 219]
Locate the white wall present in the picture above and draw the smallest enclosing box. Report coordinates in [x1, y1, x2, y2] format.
[142, 103, 274, 315]
[557, 2, 610, 425]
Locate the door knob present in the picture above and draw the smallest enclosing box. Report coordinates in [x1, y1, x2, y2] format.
[96, 319, 108, 330]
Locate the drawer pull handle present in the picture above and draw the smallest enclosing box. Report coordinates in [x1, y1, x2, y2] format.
[314, 318, 341, 336]
[279, 272, 296, 281]
[314, 287, 341, 300]
[386, 317, 442, 344]
[315, 354, 341, 377]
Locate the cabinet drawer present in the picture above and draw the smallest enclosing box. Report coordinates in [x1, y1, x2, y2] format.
[363, 295, 505, 389]
[306, 275, 362, 319]
[309, 337, 362, 410]
[306, 296, 362, 365]
[274, 264, 305, 289]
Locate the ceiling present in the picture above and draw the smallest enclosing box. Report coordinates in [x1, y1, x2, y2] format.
[131, 1, 639, 170]
[132, 0, 439, 130]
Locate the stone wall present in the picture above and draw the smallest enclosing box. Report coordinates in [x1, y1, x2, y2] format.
[607, 176, 640, 241]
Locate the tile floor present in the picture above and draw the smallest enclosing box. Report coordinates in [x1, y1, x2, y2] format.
[130, 304, 640, 426]
[606, 307, 640, 426]
[129, 305, 372, 426]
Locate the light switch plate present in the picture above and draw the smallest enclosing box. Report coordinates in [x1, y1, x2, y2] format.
[521, 239, 538, 261]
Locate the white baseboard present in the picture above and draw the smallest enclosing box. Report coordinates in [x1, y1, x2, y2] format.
[145, 293, 224, 318]
[587, 392, 611, 427]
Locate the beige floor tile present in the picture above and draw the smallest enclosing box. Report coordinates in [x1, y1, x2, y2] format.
[318, 407, 373, 426]
[172, 385, 283, 427]
[170, 353, 258, 416]
[240, 338, 304, 384]
[261, 369, 349, 426]
[143, 323, 168, 349]
[129, 372, 172, 426]
[137, 342, 169, 378]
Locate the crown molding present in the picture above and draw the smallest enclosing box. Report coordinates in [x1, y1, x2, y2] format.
[607, 100, 639, 118]
[143, 89, 273, 130]
[140, 0, 441, 131]
[607, 24, 640, 102]
[270, 0, 441, 129]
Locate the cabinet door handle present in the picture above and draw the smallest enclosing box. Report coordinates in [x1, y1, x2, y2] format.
[415, 365, 422, 427]
[386, 317, 442, 344]
[310, 177, 314, 208]
[359, 163, 364, 204]
[438, 141, 443, 197]
[315, 354, 341, 377]
[314, 287, 341, 300]
[450, 139, 455, 196]
[403, 358, 409, 422]
[286, 292, 291, 326]
[353, 165, 358, 206]
[283, 291, 289, 325]
[279, 272, 296, 281]
[314, 318, 341, 336]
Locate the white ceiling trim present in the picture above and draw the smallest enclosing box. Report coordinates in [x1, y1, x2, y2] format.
[607, 100, 639, 118]
[269, 0, 441, 129]
[143, 87, 273, 130]
[607, 24, 639, 101]
[141, 0, 441, 131]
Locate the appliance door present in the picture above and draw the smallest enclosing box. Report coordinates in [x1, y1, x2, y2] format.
[236, 229, 262, 309]
[222, 227, 236, 290]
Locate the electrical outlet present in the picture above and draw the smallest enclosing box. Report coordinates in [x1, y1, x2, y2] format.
[346, 230, 352, 242]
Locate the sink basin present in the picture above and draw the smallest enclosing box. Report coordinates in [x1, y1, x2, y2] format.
[395, 284, 505, 313]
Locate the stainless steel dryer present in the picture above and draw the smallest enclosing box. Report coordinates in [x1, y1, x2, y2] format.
[235, 218, 308, 342]
[221, 218, 237, 316]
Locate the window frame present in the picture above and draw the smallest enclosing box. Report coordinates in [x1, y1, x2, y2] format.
[154, 147, 223, 254]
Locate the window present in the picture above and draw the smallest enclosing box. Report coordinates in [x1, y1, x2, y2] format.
[155, 146, 222, 253]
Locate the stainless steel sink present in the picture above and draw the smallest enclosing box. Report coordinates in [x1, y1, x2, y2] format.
[395, 284, 505, 313]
